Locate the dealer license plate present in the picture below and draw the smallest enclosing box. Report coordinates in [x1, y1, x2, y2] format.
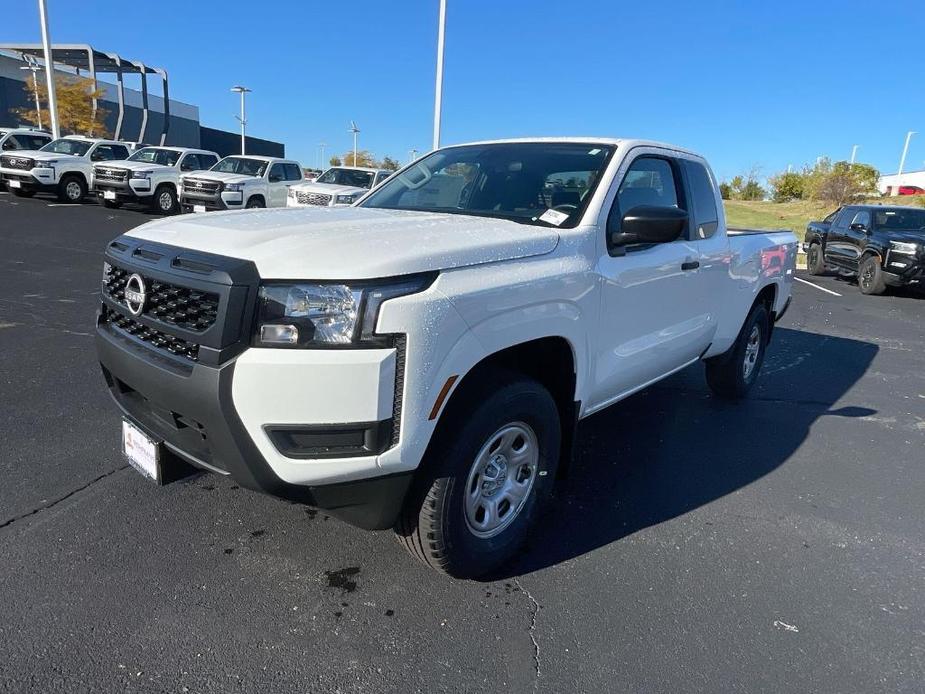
[9, 180, 21, 189]
[193, 204, 207, 213]
[122, 419, 161, 482]
[103, 190, 116, 200]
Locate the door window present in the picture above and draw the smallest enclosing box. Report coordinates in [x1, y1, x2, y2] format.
[268, 163, 286, 182]
[608, 156, 684, 250]
[180, 154, 201, 171]
[283, 163, 302, 181]
[682, 160, 719, 239]
[850, 210, 871, 228]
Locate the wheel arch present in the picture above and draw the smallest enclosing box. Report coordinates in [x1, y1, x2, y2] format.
[246, 193, 266, 207]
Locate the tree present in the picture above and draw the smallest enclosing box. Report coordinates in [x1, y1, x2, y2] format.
[719, 181, 732, 200]
[341, 149, 377, 167]
[723, 169, 766, 201]
[814, 161, 879, 205]
[379, 156, 400, 171]
[329, 155, 342, 167]
[12, 74, 111, 137]
[768, 171, 805, 202]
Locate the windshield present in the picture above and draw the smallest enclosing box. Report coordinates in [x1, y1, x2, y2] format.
[210, 156, 267, 177]
[359, 142, 616, 227]
[316, 168, 375, 188]
[874, 208, 925, 232]
[128, 147, 181, 166]
[39, 139, 92, 156]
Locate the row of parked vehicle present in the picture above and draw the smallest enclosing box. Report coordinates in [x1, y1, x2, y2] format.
[0, 127, 394, 215]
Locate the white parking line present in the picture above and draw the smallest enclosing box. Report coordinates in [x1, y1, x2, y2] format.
[794, 276, 842, 297]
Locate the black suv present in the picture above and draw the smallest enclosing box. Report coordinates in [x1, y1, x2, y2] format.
[804, 205, 925, 294]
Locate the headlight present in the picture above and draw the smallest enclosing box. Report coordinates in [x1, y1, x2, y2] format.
[335, 193, 357, 205]
[890, 241, 918, 255]
[255, 275, 433, 347]
[224, 182, 244, 192]
[131, 170, 153, 179]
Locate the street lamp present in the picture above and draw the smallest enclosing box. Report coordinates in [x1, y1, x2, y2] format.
[318, 142, 327, 169]
[20, 59, 43, 130]
[349, 121, 360, 166]
[409, 148, 419, 164]
[896, 131, 916, 196]
[37, 0, 59, 138]
[231, 85, 251, 155]
[432, 0, 447, 151]
[850, 144, 859, 164]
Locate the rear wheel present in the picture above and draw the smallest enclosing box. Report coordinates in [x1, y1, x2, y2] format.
[858, 255, 887, 295]
[705, 303, 770, 399]
[806, 242, 826, 275]
[396, 374, 560, 578]
[152, 185, 178, 215]
[57, 175, 86, 203]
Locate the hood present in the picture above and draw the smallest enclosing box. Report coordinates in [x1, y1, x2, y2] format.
[3, 149, 73, 163]
[290, 181, 367, 196]
[98, 160, 172, 173]
[126, 207, 559, 279]
[182, 170, 259, 185]
[882, 230, 925, 245]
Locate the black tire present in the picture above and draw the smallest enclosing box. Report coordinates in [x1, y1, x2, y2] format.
[396, 373, 561, 578]
[101, 198, 122, 209]
[151, 184, 178, 215]
[858, 255, 887, 295]
[57, 174, 86, 203]
[705, 303, 770, 400]
[245, 196, 265, 209]
[806, 242, 826, 275]
[11, 187, 35, 198]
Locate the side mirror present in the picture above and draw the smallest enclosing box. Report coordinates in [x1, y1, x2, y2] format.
[850, 222, 869, 233]
[268, 174, 282, 183]
[611, 205, 688, 247]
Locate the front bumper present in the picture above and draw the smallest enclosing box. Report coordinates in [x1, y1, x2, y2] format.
[180, 189, 244, 211]
[95, 178, 153, 202]
[1, 169, 55, 192]
[883, 251, 924, 286]
[95, 238, 412, 529]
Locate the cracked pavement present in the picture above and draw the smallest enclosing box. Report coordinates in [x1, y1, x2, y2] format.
[1, 193, 923, 693]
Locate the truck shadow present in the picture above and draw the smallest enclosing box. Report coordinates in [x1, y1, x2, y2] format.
[502, 327, 880, 578]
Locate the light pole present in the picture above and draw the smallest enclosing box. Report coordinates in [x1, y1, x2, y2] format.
[231, 85, 251, 155]
[20, 60, 43, 130]
[349, 121, 360, 166]
[318, 142, 326, 169]
[850, 144, 859, 164]
[896, 131, 916, 196]
[432, 0, 447, 151]
[37, 0, 59, 138]
[409, 148, 419, 163]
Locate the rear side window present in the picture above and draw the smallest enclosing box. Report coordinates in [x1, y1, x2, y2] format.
[284, 163, 302, 181]
[683, 160, 719, 239]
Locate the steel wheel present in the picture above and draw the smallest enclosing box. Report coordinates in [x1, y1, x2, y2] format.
[464, 422, 539, 539]
[742, 325, 761, 380]
[65, 180, 82, 201]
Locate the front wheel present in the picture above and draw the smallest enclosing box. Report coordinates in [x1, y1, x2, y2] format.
[705, 303, 770, 399]
[858, 255, 887, 295]
[58, 175, 87, 203]
[396, 375, 561, 578]
[806, 242, 826, 275]
[152, 185, 178, 215]
[245, 196, 265, 209]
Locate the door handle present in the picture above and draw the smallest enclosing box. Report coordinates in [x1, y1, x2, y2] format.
[681, 261, 700, 271]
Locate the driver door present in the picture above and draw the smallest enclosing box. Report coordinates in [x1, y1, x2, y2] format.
[588, 152, 713, 412]
[267, 163, 289, 207]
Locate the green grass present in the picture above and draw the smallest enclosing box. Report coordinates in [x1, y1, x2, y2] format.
[723, 196, 925, 241]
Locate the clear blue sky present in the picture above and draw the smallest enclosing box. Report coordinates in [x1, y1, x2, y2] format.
[6, 0, 924, 180]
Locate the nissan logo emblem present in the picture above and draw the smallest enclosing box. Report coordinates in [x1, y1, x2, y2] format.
[195, 181, 203, 188]
[123, 273, 147, 317]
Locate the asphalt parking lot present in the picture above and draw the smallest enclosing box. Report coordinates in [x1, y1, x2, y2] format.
[1, 191, 923, 694]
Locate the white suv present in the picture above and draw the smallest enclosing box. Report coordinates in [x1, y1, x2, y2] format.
[287, 166, 392, 207]
[179, 155, 303, 212]
[0, 135, 131, 202]
[92, 146, 220, 214]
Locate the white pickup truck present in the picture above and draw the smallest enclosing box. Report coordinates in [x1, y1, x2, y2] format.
[0, 135, 131, 202]
[286, 165, 392, 207]
[95, 138, 796, 578]
[92, 147, 220, 214]
[179, 155, 303, 212]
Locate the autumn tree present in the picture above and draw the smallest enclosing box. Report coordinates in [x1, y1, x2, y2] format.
[13, 74, 111, 137]
[329, 155, 342, 166]
[379, 156, 400, 171]
[339, 149, 377, 167]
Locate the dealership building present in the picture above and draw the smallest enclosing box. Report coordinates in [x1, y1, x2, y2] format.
[0, 45, 283, 158]
[877, 170, 925, 195]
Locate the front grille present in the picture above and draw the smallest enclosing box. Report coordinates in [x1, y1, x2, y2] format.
[183, 178, 222, 194]
[296, 191, 332, 206]
[102, 306, 201, 361]
[103, 263, 220, 332]
[94, 167, 128, 182]
[1, 155, 33, 170]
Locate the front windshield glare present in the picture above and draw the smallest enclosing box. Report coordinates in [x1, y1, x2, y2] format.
[40, 139, 92, 156]
[128, 147, 181, 166]
[317, 168, 375, 188]
[359, 142, 615, 227]
[210, 157, 267, 177]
